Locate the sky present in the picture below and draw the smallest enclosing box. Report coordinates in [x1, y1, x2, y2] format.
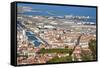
[17, 3, 96, 18]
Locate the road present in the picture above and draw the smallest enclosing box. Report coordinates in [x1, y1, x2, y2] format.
[70, 34, 83, 55]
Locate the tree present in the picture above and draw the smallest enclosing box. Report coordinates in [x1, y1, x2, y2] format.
[47, 56, 72, 63]
[88, 39, 96, 60]
[81, 50, 92, 61]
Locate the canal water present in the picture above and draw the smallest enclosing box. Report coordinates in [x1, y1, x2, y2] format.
[17, 21, 41, 47]
[26, 31, 41, 47]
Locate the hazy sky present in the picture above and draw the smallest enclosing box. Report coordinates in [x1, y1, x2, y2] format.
[17, 3, 96, 18]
